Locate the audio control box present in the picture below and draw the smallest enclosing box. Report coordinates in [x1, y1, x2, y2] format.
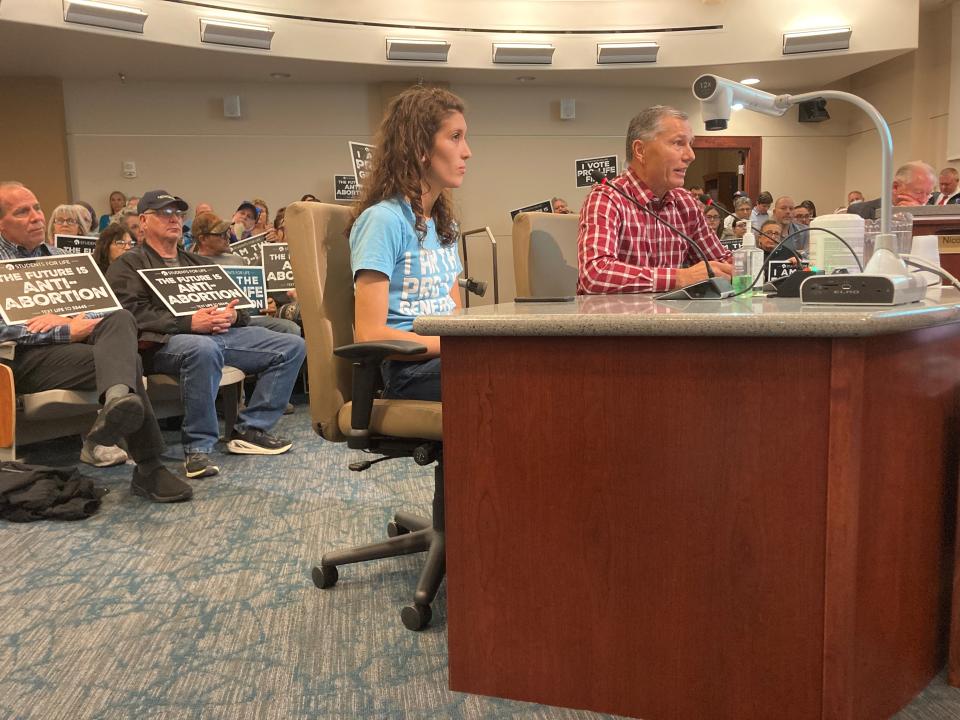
[799, 273, 927, 306]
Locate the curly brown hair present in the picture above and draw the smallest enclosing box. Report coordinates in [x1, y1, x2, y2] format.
[347, 86, 465, 245]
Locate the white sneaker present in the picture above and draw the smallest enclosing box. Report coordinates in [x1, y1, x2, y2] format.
[80, 438, 129, 467]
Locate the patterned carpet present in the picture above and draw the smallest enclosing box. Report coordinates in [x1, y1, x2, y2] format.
[1, 399, 959, 719]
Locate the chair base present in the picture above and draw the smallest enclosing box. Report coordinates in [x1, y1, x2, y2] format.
[313, 462, 445, 630]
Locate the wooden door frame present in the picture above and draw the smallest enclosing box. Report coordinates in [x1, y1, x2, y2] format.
[691, 136, 762, 205]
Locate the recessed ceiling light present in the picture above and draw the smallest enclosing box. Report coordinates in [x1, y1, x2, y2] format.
[740, 77, 760, 86]
[270, 72, 291, 79]
[515, 75, 536, 82]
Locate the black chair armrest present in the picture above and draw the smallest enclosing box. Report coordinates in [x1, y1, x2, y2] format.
[334, 340, 427, 431]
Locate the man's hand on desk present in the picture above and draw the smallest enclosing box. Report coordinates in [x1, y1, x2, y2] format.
[675, 260, 733, 288]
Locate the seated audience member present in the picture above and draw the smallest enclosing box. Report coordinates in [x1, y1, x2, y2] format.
[771, 196, 808, 254]
[847, 161, 936, 220]
[928, 167, 960, 205]
[0, 181, 193, 502]
[266, 207, 300, 319]
[182, 202, 213, 251]
[750, 191, 773, 231]
[687, 184, 704, 198]
[93, 223, 136, 274]
[847, 190, 864, 206]
[723, 195, 753, 234]
[252, 198, 274, 237]
[118, 207, 143, 243]
[795, 200, 816, 225]
[99, 190, 127, 231]
[106, 190, 306, 478]
[230, 201, 259, 243]
[47, 204, 87, 245]
[75, 201, 98, 234]
[577, 105, 732, 294]
[349, 86, 470, 402]
[552, 197, 572, 214]
[300, 194, 319, 202]
[704, 206, 722, 239]
[126, 196, 140, 210]
[191, 212, 300, 338]
[757, 219, 797, 280]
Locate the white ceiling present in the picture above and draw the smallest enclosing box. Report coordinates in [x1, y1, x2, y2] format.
[0, 0, 931, 91]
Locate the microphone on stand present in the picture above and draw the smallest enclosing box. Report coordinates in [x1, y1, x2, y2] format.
[588, 170, 733, 300]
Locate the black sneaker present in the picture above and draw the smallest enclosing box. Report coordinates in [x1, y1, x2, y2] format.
[87, 394, 144, 447]
[131, 466, 193, 503]
[226, 428, 292, 455]
[184, 453, 220, 478]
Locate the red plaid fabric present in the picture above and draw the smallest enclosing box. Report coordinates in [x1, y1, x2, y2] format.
[577, 166, 731, 294]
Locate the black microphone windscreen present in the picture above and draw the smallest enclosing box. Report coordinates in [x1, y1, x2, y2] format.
[589, 169, 607, 184]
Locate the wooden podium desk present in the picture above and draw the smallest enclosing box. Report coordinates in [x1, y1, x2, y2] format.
[415, 291, 960, 720]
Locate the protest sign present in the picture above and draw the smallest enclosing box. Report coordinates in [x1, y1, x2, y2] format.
[54, 234, 97, 254]
[575, 155, 618, 187]
[335, 175, 360, 202]
[0, 253, 121, 324]
[510, 200, 554, 220]
[223, 265, 266, 311]
[137, 264, 254, 317]
[349, 141, 376, 187]
[262, 242, 295, 292]
[232, 231, 269, 265]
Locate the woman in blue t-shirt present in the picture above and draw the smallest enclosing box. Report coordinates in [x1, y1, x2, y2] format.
[347, 87, 471, 402]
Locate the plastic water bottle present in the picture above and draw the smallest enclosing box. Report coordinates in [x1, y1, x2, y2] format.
[732, 230, 764, 295]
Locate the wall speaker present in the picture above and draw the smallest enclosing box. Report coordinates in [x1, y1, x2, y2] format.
[560, 98, 576, 120]
[798, 98, 829, 123]
[223, 95, 242, 119]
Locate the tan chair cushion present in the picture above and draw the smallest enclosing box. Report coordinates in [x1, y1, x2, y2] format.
[19, 389, 100, 420]
[338, 399, 442, 441]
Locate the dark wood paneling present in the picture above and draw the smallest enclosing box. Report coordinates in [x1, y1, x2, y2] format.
[443, 335, 831, 720]
[441, 328, 960, 720]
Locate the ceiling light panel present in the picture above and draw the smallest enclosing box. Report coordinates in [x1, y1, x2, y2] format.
[782, 27, 851, 55]
[62, 0, 147, 34]
[200, 18, 274, 50]
[492, 43, 555, 65]
[386, 38, 450, 62]
[596, 42, 659, 64]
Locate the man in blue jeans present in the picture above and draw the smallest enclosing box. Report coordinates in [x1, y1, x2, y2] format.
[106, 190, 306, 479]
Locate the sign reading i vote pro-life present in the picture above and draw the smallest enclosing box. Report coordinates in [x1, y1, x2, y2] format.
[349, 141, 375, 188]
[54, 234, 97, 254]
[137, 265, 254, 317]
[223, 266, 266, 312]
[0, 254, 121, 324]
[575, 155, 619, 188]
[263, 242, 295, 292]
[232, 231, 269, 265]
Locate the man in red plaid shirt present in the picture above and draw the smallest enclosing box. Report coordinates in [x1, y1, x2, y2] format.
[577, 106, 733, 294]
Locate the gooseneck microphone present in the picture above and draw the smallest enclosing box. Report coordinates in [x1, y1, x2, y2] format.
[588, 169, 733, 300]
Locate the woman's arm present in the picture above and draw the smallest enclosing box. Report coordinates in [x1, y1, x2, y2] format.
[354, 270, 441, 357]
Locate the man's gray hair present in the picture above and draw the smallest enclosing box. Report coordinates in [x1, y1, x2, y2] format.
[625, 106, 689, 162]
[733, 196, 752, 210]
[940, 167, 959, 180]
[118, 206, 139, 219]
[895, 161, 935, 184]
[0, 181, 25, 218]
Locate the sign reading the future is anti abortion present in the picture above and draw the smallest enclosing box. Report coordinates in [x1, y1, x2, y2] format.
[575, 155, 619, 188]
[0, 254, 121, 324]
[54, 234, 97, 254]
[334, 175, 360, 202]
[137, 265, 254, 317]
[262, 242, 295, 292]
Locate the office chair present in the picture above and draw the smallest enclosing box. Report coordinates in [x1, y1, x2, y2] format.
[284, 201, 444, 631]
[512, 211, 580, 297]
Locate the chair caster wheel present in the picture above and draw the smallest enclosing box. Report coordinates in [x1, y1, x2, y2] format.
[401, 603, 432, 630]
[312, 565, 338, 589]
[387, 521, 410, 537]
